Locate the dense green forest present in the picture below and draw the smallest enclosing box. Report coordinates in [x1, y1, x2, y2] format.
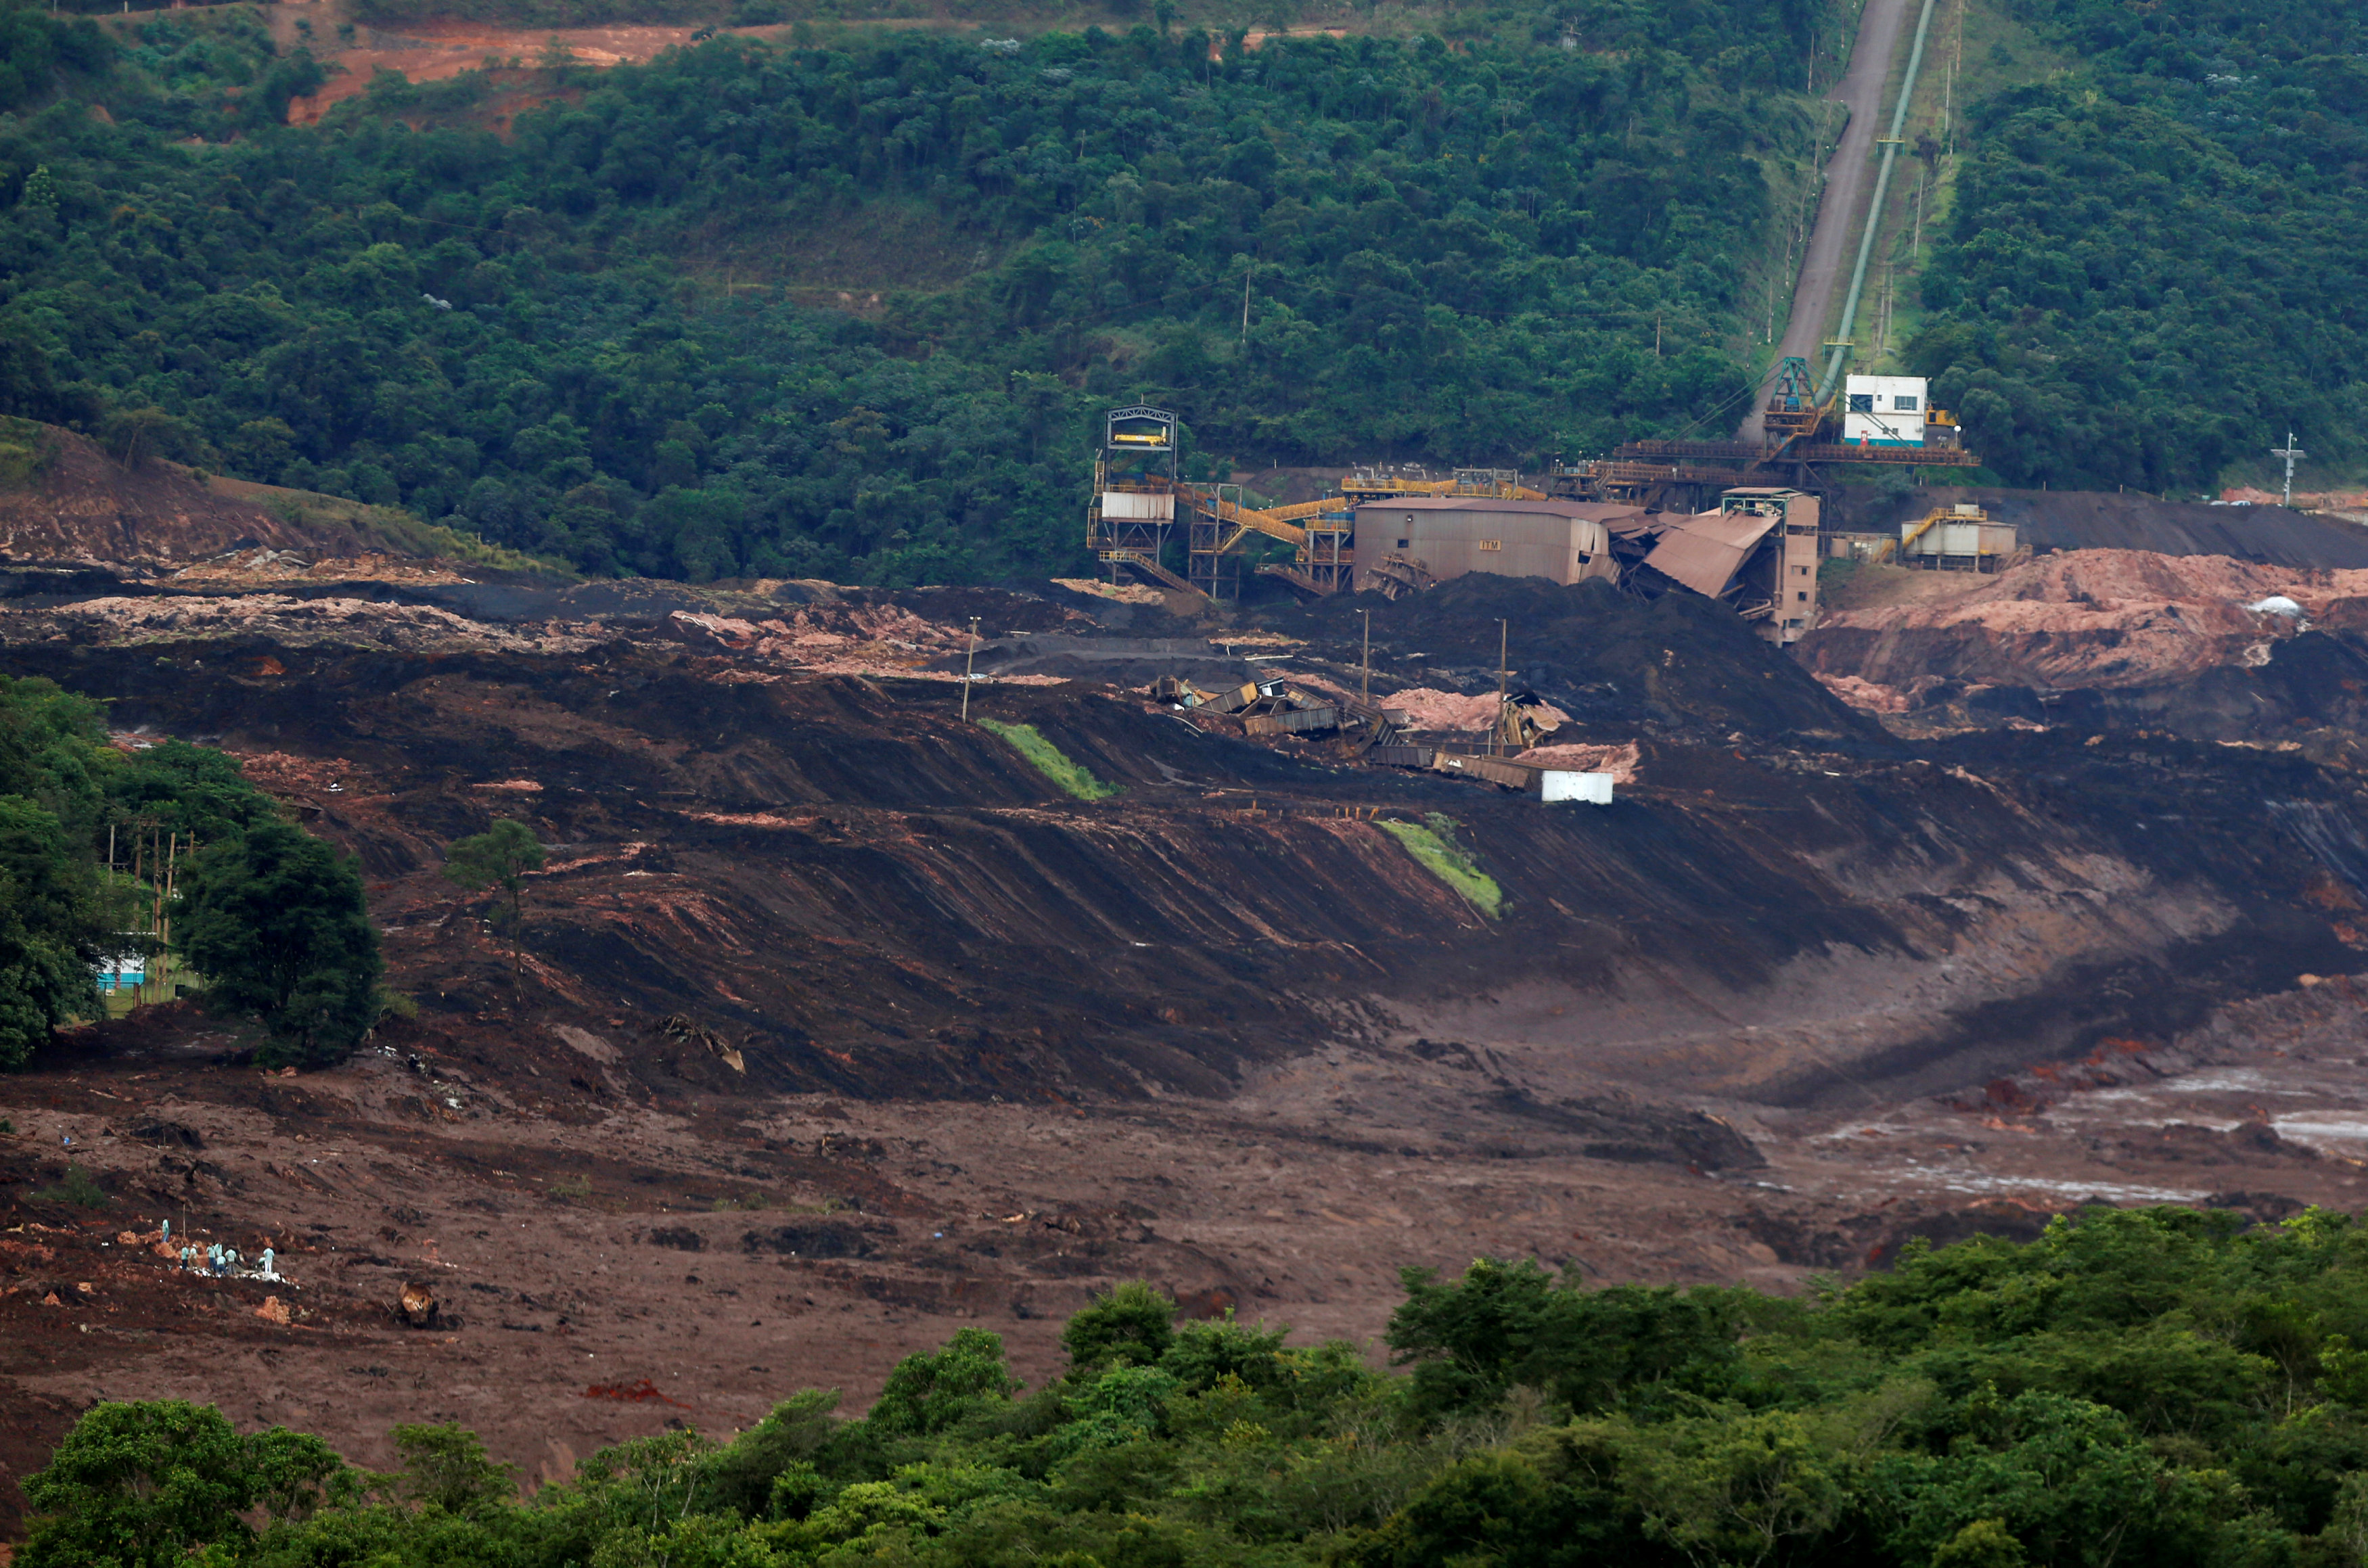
[1911, 0, 2368, 493]
[0, 673, 382, 1069]
[0, 0, 1832, 582]
[7, 0, 2352, 578]
[29, 1207, 2368, 1567]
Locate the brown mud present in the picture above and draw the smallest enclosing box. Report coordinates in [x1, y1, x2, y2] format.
[9, 458, 2368, 1536]
[9, 973, 2365, 1538]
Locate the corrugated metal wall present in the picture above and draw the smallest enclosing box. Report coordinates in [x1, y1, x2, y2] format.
[1352, 502, 1614, 587]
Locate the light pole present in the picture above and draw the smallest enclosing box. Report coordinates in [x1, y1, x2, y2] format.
[2272, 431, 2306, 509]
[961, 617, 980, 722]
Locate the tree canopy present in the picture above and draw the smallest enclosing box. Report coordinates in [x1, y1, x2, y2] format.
[0, 672, 379, 1069]
[31, 1207, 2368, 1567]
[20, 1400, 348, 1568]
[441, 818, 546, 932]
[0, 0, 1839, 584]
[179, 821, 384, 1065]
[1911, 0, 2368, 492]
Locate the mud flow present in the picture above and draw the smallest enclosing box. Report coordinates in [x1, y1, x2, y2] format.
[7, 457, 2368, 1531]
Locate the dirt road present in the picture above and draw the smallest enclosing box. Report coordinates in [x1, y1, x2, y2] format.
[1739, 0, 1913, 444]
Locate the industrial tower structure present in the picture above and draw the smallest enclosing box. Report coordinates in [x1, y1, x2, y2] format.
[1085, 407, 1188, 591]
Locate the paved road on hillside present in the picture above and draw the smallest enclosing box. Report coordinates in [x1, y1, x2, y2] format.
[1738, 0, 1914, 444]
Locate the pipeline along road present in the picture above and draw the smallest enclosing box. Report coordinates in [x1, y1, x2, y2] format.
[1739, 0, 1915, 444]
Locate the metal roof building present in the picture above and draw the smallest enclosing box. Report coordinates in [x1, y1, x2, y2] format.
[1350, 497, 1646, 590]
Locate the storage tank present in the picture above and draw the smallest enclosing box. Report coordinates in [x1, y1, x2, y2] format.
[1898, 503, 2018, 571]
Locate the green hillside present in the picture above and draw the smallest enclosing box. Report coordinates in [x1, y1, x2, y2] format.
[0, 0, 1836, 584]
[1909, 0, 2368, 494]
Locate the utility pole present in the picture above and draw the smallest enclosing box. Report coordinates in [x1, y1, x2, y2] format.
[1949, 0, 1963, 158]
[2273, 432, 2306, 508]
[161, 833, 178, 997]
[1495, 619, 1509, 756]
[960, 617, 980, 722]
[150, 831, 162, 988]
[1361, 608, 1372, 704]
[1241, 270, 1251, 344]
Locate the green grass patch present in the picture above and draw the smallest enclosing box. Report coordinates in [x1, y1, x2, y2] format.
[976, 718, 1121, 801]
[1380, 814, 1503, 919]
[228, 483, 578, 578]
[35, 1163, 111, 1209]
[0, 415, 56, 489]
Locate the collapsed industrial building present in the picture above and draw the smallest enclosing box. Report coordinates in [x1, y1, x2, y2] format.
[1084, 364, 2011, 652]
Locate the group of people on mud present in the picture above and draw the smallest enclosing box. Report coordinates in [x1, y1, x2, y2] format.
[156, 1218, 280, 1281]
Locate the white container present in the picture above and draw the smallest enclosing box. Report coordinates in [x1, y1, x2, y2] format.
[1099, 491, 1175, 522]
[1843, 374, 1927, 448]
[1541, 771, 1615, 805]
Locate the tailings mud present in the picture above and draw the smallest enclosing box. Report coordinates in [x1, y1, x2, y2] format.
[6, 564, 2368, 1533]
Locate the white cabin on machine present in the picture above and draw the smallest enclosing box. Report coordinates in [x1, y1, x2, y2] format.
[1844, 375, 1928, 448]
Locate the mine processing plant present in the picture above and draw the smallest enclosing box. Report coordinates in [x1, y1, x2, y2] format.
[1087, 359, 1981, 645]
[1550, 354, 1978, 513]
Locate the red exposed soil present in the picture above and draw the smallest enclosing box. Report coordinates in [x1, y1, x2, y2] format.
[1808, 549, 2359, 690]
[1802, 549, 2368, 736]
[279, 5, 817, 127]
[0, 431, 368, 571]
[270, 3, 1382, 129]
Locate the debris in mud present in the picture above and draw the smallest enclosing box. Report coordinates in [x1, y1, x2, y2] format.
[1382, 687, 1568, 733]
[2130, 1121, 2323, 1166]
[1255, 572, 1879, 743]
[741, 1222, 874, 1260]
[168, 547, 470, 590]
[583, 1379, 687, 1406]
[127, 1120, 203, 1149]
[1049, 578, 1166, 605]
[1510, 741, 1641, 782]
[1802, 548, 2368, 725]
[657, 1015, 746, 1075]
[21, 595, 595, 655]
[657, 598, 1069, 687]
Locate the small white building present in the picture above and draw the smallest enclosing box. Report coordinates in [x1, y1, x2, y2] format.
[1844, 374, 1928, 448]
